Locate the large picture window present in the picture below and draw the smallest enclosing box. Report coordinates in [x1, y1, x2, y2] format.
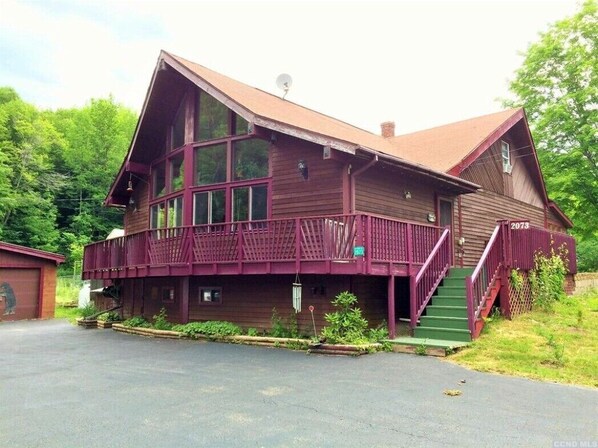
[170, 153, 184, 192]
[196, 91, 229, 141]
[195, 144, 227, 185]
[233, 139, 269, 181]
[233, 184, 267, 222]
[152, 163, 166, 198]
[193, 190, 225, 225]
[151, 89, 271, 230]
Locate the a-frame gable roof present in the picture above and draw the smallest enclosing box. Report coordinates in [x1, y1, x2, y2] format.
[107, 50, 478, 206]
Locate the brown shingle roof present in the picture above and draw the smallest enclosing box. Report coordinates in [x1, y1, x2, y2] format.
[387, 109, 522, 172]
[168, 52, 397, 155]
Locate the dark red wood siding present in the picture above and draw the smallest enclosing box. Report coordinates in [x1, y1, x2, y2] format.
[124, 181, 150, 235]
[271, 134, 344, 218]
[354, 167, 445, 225]
[458, 191, 546, 267]
[118, 274, 389, 334]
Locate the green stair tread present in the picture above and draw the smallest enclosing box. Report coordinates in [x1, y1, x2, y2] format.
[387, 337, 470, 349]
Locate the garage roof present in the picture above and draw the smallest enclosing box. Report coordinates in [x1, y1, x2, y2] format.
[0, 242, 66, 265]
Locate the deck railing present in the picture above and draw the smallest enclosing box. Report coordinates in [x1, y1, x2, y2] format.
[466, 221, 577, 336]
[83, 213, 442, 276]
[466, 223, 504, 335]
[410, 228, 451, 328]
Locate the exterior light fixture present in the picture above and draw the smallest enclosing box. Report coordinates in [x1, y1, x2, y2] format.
[404, 191, 412, 199]
[427, 212, 436, 223]
[298, 160, 308, 180]
[126, 173, 134, 193]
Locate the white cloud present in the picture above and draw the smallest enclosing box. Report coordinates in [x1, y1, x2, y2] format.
[0, 0, 579, 132]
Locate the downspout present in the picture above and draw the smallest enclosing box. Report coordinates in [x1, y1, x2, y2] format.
[349, 155, 378, 213]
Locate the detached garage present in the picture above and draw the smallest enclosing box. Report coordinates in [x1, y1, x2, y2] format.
[0, 242, 65, 321]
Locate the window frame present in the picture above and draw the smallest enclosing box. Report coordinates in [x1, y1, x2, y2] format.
[149, 88, 271, 230]
[198, 286, 222, 305]
[501, 141, 512, 174]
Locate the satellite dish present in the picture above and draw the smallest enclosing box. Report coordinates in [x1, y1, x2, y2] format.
[276, 73, 293, 99]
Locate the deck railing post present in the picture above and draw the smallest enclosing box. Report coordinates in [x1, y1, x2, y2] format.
[406, 223, 413, 273]
[238, 224, 244, 272]
[295, 217, 301, 272]
[409, 273, 416, 330]
[466, 275, 474, 335]
[388, 275, 396, 339]
[365, 215, 372, 274]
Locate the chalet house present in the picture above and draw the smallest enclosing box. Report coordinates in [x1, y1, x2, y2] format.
[83, 51, 576, 341]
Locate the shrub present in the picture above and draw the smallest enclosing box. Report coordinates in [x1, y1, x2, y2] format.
[247, 328, 258, 337]
[172, 321, 242, 338]
[103, 311, 121, 322]
[152, 307, 173, 330]
[321, 291, 369, 345]
[78, 303, 98, 319]
[529, 248, 567, 311]
[123, 316, 151, 328]
[269, 308, 299, 338]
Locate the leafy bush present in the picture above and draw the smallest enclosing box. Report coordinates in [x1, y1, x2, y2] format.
[269, 308, 299, 338]
[247, 328, 258, 337]
[529, 248, 567, 311]
[367, 321, 389, 342]
[78, 303, 98, 319]
[123, 316, 151, 328]
[152, 307, 173, 330]
[103, 311, 121, 322]
[172, 321, 242, 338]
[321, 291, 369, 345]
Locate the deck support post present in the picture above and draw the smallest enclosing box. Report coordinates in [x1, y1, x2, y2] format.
[180, 277, 189, 324]
[387, 275, 396, 339]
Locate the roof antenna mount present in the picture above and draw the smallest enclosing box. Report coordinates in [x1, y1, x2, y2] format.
[276, 74, 293, 100]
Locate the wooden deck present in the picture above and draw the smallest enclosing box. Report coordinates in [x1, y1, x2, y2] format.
[82, 214, 443, 279]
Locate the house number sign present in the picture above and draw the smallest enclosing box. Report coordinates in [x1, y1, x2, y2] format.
[510, 221, 530, 230]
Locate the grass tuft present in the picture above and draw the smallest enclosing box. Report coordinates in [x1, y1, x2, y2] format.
[448, 288, 598, 388]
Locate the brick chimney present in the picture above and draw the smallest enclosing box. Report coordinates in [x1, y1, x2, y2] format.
[380, 121, 395, 138]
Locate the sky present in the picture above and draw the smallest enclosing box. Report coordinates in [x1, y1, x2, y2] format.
[0, 0, 580, 135]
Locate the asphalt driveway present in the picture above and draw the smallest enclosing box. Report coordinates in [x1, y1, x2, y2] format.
[1, 319, 596, 447]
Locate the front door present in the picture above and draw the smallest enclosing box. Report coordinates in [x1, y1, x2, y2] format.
[439, 199, 454, 265]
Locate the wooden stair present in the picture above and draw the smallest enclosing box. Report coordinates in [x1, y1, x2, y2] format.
[413, 268, 473, 343]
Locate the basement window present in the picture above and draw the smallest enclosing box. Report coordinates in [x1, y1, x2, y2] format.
[501, 141, 512, 174]
[199, 287, 222, 304]
[162, 286, 175, 303]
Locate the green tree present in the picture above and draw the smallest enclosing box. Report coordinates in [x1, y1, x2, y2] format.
[0, 88, 65, 251]
[505, 0, 597, 256]
[49, 96, 136, 256]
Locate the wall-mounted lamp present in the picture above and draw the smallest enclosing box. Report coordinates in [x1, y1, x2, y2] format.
[298, 160, 308, 180]
[427, 212, 436, 223]
[458, 237, 466, 246]
[126, 173, 134, 193]
[403, 191, 412, 199]
[128, 196, 137, 212]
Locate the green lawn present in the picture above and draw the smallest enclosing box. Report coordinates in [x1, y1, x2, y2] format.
[449, 289, 598, 388]
[54, 306, 81, 323]
[55, 277, 81, 306]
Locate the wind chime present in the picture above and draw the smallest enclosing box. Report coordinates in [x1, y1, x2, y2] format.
[292, 273, 302, 312]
